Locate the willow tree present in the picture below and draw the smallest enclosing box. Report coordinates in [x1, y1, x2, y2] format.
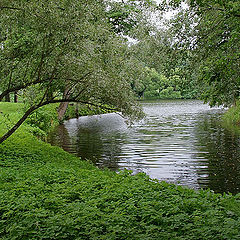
[0, 0, 157, 143]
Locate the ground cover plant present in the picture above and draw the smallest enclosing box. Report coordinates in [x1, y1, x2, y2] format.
[0, 102, 240, 239]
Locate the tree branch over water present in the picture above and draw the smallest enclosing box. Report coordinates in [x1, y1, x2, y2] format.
[0, 97, 116, 144]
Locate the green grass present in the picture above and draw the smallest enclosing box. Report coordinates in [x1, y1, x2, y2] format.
[0, 102, 24, 113]
[0, 102, 59, 139]
[0, 102, 240, 239]
[223, 101, 240, 126]
[222, 101, 240, 134]
[0, 102, 26, 137]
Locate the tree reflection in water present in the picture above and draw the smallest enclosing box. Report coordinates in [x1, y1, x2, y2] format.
[194, 113, 240, 194]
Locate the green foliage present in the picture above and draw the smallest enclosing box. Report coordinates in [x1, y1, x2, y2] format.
[0, 102, 59, 139]
[107, 0, 157, 36]
[130, 28, 201, 100]
[222, 101, 240, 134]
[159, 86, 182, 99]
[133, 67, 196, 100]
[165, 0, 240, 107]
[25, 104, 59, 133]
[64, 104, 114, 121]
[0, 103, 240, 239]
[1, 139, 240, 239]
[0, 0, 146, 143]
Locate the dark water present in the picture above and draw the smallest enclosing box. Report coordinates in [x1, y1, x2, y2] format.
[48, 100, 240, 194]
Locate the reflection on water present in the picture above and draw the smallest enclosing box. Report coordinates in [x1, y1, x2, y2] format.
[48, 100, 240, 194]
[194, 113, 240, 194]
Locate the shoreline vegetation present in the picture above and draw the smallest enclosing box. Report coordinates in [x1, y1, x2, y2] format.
[0, 0, 239, 237]
[222, 101, 240, 134]
[0, 102, 240, 239]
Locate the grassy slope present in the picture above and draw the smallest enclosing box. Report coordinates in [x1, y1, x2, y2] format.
[222, 102, 240, 134]
[0, 102, 240, 239]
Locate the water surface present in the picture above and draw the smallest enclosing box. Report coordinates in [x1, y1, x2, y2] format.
[48, 100, 240, 194]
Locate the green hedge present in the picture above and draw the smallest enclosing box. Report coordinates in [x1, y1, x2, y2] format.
[0, 103, 240, 239]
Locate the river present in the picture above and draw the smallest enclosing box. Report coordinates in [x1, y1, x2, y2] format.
[48, 100, 240, 194]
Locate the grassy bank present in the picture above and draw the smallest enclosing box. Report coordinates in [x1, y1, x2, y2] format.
[0, 102, 240, 239]
[222, 102, 240, 133]
[0, 102, 111, 139]
[0, 102, 59, 139]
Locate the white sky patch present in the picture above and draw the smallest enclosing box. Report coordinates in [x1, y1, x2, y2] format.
[155, 0, 189, 20]
[109, 0, 190, 44]
[125, 35, 139, 44]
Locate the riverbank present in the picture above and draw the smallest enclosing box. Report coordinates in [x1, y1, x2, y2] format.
[0, 102, 240, 239]
[0, 102, 112, 140]
[222, 102, 240, 133]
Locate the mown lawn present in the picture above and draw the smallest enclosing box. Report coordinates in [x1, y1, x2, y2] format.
[0, 102, 240, 239]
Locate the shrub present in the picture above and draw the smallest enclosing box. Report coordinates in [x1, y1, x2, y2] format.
[25, 104, 59, 133]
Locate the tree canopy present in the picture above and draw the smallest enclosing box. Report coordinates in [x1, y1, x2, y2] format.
[0, 0, 239, 143]
[0, 0, 156, 143]
[164, 0, 240, 106]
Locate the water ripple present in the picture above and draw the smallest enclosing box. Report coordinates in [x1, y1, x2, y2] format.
[48, 100, 240, 194]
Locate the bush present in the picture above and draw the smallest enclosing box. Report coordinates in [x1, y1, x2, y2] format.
[25, 104, 59, 133]
[144, 88, 182, 100]
[159, 87, 182, 99]
[223, 101, 240, 126]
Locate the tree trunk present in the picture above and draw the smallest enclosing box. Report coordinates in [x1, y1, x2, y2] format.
[57, 86, 71, 121]
[14, 91, 18, 103]
[58, 102, 69, 122]
[75, 103, 80, 118]
[0, 105, 37, 144]
[5, 93, 10, 102]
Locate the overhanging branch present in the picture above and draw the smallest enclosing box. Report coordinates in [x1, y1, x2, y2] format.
[0, 6, 24, 11]
[0, 97, 116, 144]
[0, 78, 47, 101]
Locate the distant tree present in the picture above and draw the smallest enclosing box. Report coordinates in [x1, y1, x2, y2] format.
[129, 26, 200, 99]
